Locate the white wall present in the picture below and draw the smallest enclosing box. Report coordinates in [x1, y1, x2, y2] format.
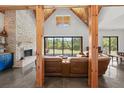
[99, 7, 124, 29]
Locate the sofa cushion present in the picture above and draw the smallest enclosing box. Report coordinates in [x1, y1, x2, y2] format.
[68, 57, 88, 63]
[69, 57, 88, 74]
[44, 56, 62, 62]
[44, 56, 62, 73]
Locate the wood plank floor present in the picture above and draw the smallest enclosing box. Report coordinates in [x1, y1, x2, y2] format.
[0, 59, 124, 88]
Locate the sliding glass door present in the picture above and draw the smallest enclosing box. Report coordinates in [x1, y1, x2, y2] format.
[103, 36, 118, 55]
[103, 37, 110, 54]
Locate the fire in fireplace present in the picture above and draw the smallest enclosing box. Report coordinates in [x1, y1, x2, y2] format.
[24, 49, 33, 57]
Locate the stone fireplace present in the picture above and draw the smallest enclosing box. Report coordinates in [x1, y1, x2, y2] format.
[4, 10, 36, 67]
[15, 43, 36, 67]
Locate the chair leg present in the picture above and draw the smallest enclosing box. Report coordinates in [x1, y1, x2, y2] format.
[120, 58, 122, 64]
[111, 56, 113, 65]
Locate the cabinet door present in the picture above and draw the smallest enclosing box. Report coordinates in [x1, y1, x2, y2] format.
[0, 54, 4, 63]
[5, 54, 13, 67]
[0, 54, 5, 71]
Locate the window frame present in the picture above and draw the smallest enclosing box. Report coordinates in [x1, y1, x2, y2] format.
[44, 36, 83, 56]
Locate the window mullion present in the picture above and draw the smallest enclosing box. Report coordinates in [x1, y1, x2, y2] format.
[62, 37, 64, 55]
[72, 37, 73, 56]
[53, 37, 55, 56]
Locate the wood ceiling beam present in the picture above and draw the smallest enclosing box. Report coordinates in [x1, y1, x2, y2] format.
[98, 6, 102, 14]
[88, 5, 98, 88]
[44, 9, 56, 21]
[0, 10, 5, 14]
[0, 5, 36, 11]
[35, 5, 44, 87]
[71, 8, 88, 26]
[84, 7, 89, 25]
[33, 8, 56, 22]
[102, 5, 124, 7]
[44, 5, 88, 9]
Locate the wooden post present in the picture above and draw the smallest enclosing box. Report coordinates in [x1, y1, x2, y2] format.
[88, 5, 98, 88]
[35, 5, 44, 87]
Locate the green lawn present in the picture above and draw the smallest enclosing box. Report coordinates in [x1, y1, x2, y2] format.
[46, 49, 80, 55]
[110, 51, 117, 55]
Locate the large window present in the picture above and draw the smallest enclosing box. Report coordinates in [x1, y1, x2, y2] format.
[103, 36, 118, 55]
[44, 36, 83, 56]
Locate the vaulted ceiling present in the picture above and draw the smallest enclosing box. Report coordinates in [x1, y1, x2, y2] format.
[0, 6, 101, 25]
[44, 6, 102, 25]
[99, 6, 124, 29]
[1, 6, 124, 30]
[0, 6, 102, 25]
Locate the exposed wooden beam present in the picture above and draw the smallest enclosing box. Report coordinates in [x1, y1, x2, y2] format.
[84, 7, 89, 25]
[71, 8, 88, 26]
[44, 5, 88, 9]
[0, 10, 5, 14]
[98, 6, 102, 14]
[0, 5, 36, 11]
[33, 8, 56, 22]
[88, 5, 98, 88]
[44, 9, 56, 21]
[102, 5, 124, 7]
[35, 5, 44, 87]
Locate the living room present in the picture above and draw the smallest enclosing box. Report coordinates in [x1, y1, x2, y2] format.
[0, 5, 124, 88]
